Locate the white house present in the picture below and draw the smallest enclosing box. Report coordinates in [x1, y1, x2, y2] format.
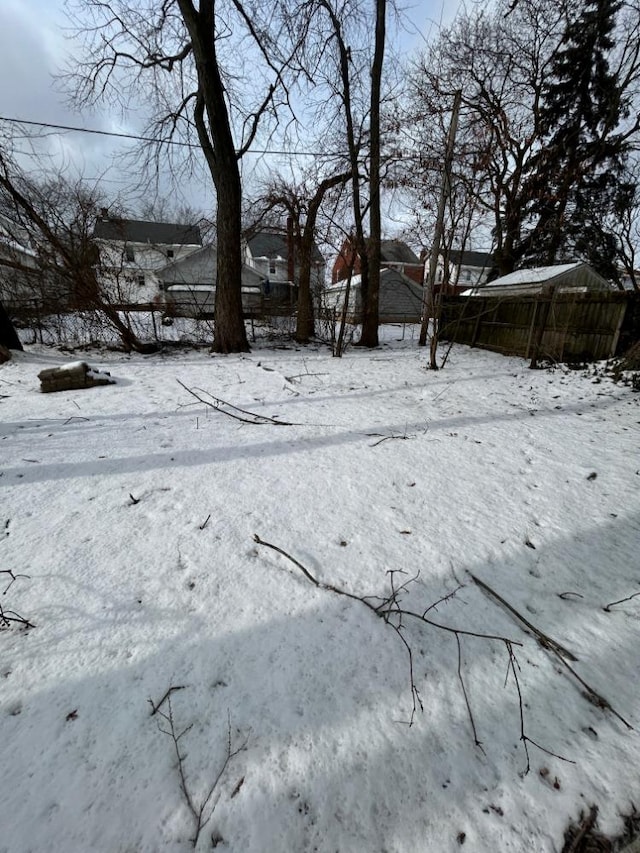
[431, 249, 494, 292]
[92, 211, 202, 305]
[243, 228, 326, 303]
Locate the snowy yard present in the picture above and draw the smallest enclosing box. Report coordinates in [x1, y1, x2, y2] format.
[1, 327, 639, 852]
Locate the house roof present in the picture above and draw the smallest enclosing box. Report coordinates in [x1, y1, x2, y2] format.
[245, 230, 324, 264]
[446, 249, 493, 268]
[460, 262, 614, 296]
[157, 244, 264, 289]
[93, 217, 202, 246]
[325, 266, 422, 294]
[380, 240, 421, 264]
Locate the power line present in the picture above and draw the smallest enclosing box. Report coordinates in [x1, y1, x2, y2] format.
[0, 115, 345, 158]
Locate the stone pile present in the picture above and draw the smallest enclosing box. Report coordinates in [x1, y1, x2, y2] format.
[38, 361, 115, 393]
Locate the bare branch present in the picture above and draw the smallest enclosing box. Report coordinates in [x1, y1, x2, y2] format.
[470, 572, 577, 661]
[604, 591, 640, 612]
[177, 379, 298, 425]
[253, 533, 534, 749]
[153, 689, 248, 847]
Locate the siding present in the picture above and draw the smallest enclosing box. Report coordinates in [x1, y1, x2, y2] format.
[323, 269, 424, 323]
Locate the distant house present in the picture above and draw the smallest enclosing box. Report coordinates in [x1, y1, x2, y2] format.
[460, 262, 615, 297]
[157, 245, 264, 317]
[0, 214, 40, 309]
[0, 214, 69, 314]
[93, 211, 202, 305]
[619, 268, 640, 292]
[324, 267, 424, 323]
[244, 227, 326, 304]
[332, 237, 423, 284]
[428, 249, 494, 294]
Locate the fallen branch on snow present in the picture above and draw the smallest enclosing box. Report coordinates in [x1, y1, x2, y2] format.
[604, 591, 640, 612]
[252, 534, 573, 771]
[149, 686, 248, 848]
[469, 572, 577, 661]
[177, 380, 298, 426]
[470, 573, 633, 731]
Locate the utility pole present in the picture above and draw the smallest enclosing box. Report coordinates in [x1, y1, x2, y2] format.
[419, 89, 462, 366]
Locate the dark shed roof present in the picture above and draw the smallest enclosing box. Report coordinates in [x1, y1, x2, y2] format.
[93, 217, 202, 246]
[447, 249, 493, 268]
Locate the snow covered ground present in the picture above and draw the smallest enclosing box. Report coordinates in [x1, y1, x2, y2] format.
[1, 326, 639, 852]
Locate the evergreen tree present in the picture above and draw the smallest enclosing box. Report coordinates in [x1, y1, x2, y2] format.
[522, 0, 630, 278]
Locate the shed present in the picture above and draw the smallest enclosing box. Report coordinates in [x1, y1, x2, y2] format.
[461, 262, 614, 297]
[323, 268, 424, 323]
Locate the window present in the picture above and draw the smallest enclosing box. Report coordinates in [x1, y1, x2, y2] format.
[167, 249, 174, 259]
[124, 245, 135, 262]
[137, 274, 145, 287]
[269, 259, 276, 274]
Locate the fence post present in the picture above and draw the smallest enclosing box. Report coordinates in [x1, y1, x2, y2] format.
[529, 284, 556, 368]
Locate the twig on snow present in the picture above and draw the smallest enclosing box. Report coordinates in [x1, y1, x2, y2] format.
[368, 432, 417, 448]
[473, 574, 633, 731]
[1, 568, 30, 596]
[456, 634, 483, 750]
[177, 379, 298, 426]
[549, 650, 633, 730]
[148, 684, 185, 716]
[604, 591, 640, 612]
[506, 643, 575, 773]
[151, 689, 248, 848]
[366, 423, 429, 448]
[253, 534, 523, 746]
[0, 570, 34, 630]
[470, 572, 578, 661]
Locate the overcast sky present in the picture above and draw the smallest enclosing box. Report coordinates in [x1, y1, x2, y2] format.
[0, 0, 464, 217]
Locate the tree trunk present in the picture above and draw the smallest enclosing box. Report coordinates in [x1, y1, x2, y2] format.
[213, 170, 249, 353]
[0, 301, 23, 351]
[296, 234, 315, 343]
[179, 0, 249, 354]
[358, 0, 386, 348]
[295, 171, 352, 344]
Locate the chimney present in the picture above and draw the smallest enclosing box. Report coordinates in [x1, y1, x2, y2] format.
[100, 207, 109, 220]
[286, 216, 295, 283]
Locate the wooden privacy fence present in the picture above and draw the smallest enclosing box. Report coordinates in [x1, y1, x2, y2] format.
[440, 290, 631, 362]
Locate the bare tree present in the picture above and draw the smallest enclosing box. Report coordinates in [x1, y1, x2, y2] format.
[310, 0, 373, 343]
[250, 166, 352, 342]
[408, 0, 564, 276]
[64, 0, 309, 353]
[407, 0, 640, 278]
[0, 146, 156, 352]
[296, 0, 401, 347]
[617, 158, 640, 290]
